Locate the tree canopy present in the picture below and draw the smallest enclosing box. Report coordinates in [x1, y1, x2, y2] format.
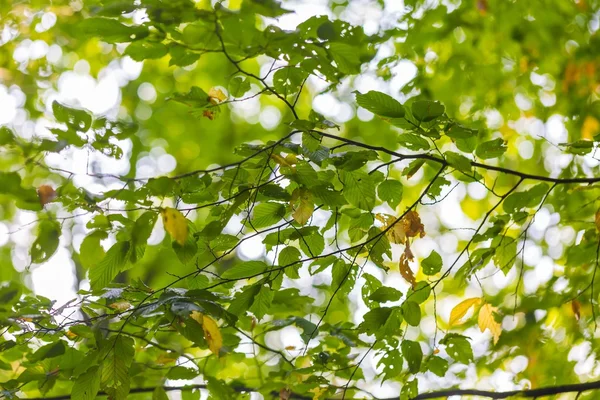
[1, 0, 600, 399]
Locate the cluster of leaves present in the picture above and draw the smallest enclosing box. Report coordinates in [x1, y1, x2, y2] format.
[2, 0, 600, 400]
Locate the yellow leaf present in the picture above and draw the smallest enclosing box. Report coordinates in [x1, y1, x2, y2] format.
[108, 301, 131, 311]
[309, 387, 327, 400]
[595, 209, 600, 232]
[291, 188, 314, 226]
[582, 116, 600, 141]
[208, 87, 227, 104]
[399, 253, 416, 288]
[477, 303, 501, 344]
[191, 311, 222, 356]
[271, 154, 291, 167]
[161, 207, 188, 245]
[449, 297, 482, 326]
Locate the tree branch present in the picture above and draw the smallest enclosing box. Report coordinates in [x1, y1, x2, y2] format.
[21, 384, 312, 400]
[406, 379, 600, 400]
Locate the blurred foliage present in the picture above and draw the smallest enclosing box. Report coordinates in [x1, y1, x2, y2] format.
[1, 0, 600, 399]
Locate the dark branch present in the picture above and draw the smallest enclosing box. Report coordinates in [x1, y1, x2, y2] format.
[406, 379, 600, 399]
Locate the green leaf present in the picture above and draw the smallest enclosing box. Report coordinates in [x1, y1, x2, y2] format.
[228, 76, 251, 97]
[0, 126, 14, 145]
[170, 86, 211, 108]
[31, 220, 61, 264]
[152, 387, 169, 400]
[249, 285, 274, 320]
[475, 138, 507, 159]
[422, 250, 442, 275]
[52, 101, 92, 132]
[400, 378, 418, 400]
[369, 286, 403, 303]
[169, 45, 200, 67]
[89, 241, 131, 290]
[101, 336, 134, 400]
[279, 246, 302, 266]
[29, 341, 65, 362]
[427, 177, 451, 198]
[340, 170, 375, 211]
[441, 333, 473, 364]
[407, 282, 431, 304]
[445, 151, 472, 172]
[228, 284, 261, 316]
[273, 67, 306, 96]
[328, 42, 361, 74]
[503, 183, 549, 213]
[0, 282, 22, 305]
[446, 124, 476, 139]
[401, 301, 421, 326]
[359, 307, 394, 335]
[130, 212, 157, 263]
[167, 367, 198, 380]
[252, 202, 286, 228]
[125, 41, 169, 61]
[298, 231, 325, 257]
[401, 340, 423, 373]
[427, 356, 449, 377]
[378, 179, 403, 207]
[398, 133, 430, 151]
[78, 18, 148, 43]
[71, 366, 101, 400]
[411, 100, 445, 122]
[492, 236, 517, 270]
[355, 91, 405, 118]
[222, 261, 268, 280]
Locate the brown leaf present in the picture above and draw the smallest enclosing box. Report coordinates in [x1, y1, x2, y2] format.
[595, 209, 600, 232]
[403, 210, 425, 239]
[399, 253, 416, 288]
[572, 300, 581, 321]
[37, 185, 57, 206]
[280, 388, 292, 400]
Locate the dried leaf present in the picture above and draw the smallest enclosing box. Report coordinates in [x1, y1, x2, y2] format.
[161, 207, 188, 245]
[208, 87, 227, 104]
[403, 210, 425, 239]
[203, 110, 215, 120]
[280, 388, 292, 400]
[449, 297, 482, 326]
[376, 213, 406, 244]
[399, 253, 416, 288]
[572, 299, 581, 321]
[477, 303, 501, 344]
[37, 185, 57, 206]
